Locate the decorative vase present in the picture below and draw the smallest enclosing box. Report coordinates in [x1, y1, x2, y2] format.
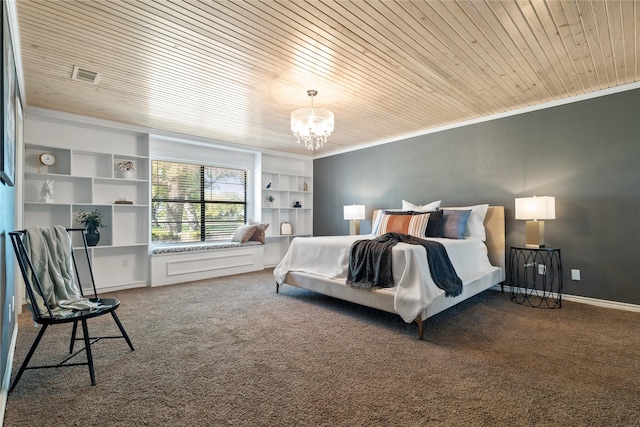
[118, 161, 135, 179]
[85, 227, 100, 246]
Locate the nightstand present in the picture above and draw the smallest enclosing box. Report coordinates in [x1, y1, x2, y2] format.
[509, 246, 563, 308]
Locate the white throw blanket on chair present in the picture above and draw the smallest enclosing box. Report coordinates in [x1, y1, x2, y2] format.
[25, 225, 101, 316]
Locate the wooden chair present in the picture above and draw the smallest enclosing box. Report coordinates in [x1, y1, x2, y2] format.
[8, 227, 134, 392]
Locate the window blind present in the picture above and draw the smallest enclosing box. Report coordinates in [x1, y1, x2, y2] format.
[151, 160, 247, 243]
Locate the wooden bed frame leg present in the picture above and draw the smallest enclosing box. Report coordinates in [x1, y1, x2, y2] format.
[414, 317, 425, 340]
[276, 282, 280, 294]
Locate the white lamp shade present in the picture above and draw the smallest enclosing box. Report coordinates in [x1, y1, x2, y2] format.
[291, 108, 334, 136]
[344, 205, 366, 220]
[515, 196, 556, 220]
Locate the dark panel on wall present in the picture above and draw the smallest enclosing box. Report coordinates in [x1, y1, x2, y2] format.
[314, 89, 640, 305]
[1, 184, 16, 392]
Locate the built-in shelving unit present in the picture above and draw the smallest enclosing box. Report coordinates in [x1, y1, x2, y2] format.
[261, 154, 313, 267]
[22, 116, 150, 292]
[22, 112, 313, 284]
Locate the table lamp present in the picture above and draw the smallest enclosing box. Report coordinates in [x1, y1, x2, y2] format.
[344, 204, 365, 235]
[515, 196, 555, 248]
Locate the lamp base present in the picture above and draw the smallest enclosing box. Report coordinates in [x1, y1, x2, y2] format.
[525, 220, 546, 248]
[349, 220, 361, 235]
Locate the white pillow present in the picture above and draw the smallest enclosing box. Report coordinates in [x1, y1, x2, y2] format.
[441, 204, 489, 241]
[402, 200, 441, 212]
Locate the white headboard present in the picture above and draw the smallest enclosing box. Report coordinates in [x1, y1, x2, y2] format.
[484, 206, 506, 281]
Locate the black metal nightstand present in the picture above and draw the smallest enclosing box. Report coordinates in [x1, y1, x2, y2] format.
[509, 246, 563, 308]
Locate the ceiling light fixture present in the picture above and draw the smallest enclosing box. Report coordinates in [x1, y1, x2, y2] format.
[291, 89, 334, 150]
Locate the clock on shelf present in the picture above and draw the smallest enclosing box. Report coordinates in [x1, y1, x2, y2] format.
[38, 152, 57, 173]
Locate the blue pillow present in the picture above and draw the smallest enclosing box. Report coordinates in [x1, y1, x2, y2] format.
[441, 210, 471, 239]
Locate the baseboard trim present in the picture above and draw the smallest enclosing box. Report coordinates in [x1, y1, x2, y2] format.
[0, 323, 18, 427]
[490, 285, 640, 313]
[560, 293, 640, 312]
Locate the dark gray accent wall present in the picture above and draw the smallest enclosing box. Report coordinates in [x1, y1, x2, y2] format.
[314, 89, 640, 305]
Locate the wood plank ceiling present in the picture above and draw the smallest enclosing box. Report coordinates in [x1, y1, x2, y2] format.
[16, 0, 639, 157]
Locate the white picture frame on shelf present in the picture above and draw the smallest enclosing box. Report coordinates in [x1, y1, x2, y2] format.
[280, 222, 292, 235]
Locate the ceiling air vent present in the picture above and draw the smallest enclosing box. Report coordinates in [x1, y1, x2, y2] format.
[71, 65, 101, 84]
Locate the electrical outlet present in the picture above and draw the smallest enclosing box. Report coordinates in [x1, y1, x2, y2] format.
[571, 269, 581, 280]
[122, 259, 128, 268]
[538, 264, 546, 275]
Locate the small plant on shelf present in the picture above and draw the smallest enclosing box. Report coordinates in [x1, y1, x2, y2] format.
[75, 209, 107, 246]
[75, 209, 107, 231]
[118, 160, 135, 172]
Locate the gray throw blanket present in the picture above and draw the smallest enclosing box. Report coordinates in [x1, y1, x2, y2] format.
[347, 232, 463, 297]
[25, 226, 101, 317]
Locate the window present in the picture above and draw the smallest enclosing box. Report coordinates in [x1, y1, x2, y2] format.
[151, 160, 247, 243]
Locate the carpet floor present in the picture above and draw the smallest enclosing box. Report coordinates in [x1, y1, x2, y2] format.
[4, 269, 640, 426]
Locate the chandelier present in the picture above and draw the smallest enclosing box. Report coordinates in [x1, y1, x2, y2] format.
[290, 89, 334, 150]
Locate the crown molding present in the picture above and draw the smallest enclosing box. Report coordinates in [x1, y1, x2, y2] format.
[24, 106, 314, 160]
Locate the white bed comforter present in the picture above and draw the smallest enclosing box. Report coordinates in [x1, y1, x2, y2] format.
[274, 234, 499, 322]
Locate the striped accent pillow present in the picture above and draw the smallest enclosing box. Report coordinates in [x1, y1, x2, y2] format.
[375, 212, 431, 238]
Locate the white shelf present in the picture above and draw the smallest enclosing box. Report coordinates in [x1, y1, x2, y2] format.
[23, 132, 151, 290]
[261, 154, 313, 267]
[72, 150, 112, 178]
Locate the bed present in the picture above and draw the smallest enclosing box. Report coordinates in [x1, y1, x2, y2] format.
[273, 205, 505, 339]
